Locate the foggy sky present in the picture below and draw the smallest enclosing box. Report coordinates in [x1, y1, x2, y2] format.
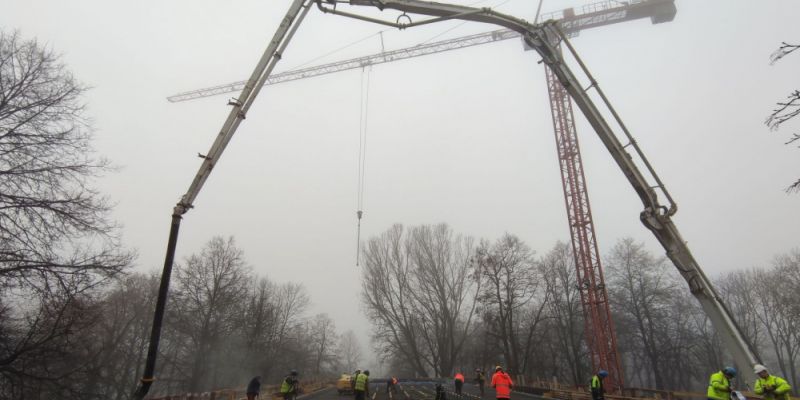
[2, 0, 798, 371]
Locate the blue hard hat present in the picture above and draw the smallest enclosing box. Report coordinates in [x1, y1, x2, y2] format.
[598, 370, 609, 378]
[723, 367, 737, 377]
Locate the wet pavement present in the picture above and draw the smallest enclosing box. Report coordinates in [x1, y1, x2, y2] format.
[300, 380, 545, 400]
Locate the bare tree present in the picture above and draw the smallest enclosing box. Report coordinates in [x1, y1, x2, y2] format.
[166, 236, 250, 393]
[750, 251, 800, 389]
[0, 30, 131, 291]
[716, 270, 763, 352]
[238, 278, 280, 379]
[308, 313, 339, 375]
[407, 224, 479, 376]
[0, 279, 101, 399]
[605, 238, 676, 390]
[0, 29, 132, 397]
[475, 234, 546, 376]
[766, 41, 800, 192]
[361, 224, 430, 376]
[772, 250, 800, 388]
[540, 241, 586, 384]
[76, 273, 159, 400]
[361, 223, 478, 376]
[339, 330, 363, 373]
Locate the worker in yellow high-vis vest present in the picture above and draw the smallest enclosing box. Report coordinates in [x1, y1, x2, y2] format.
[590, 370, 608, 400]
[754, 364, 792, 400]
[354, 369, 370, 400]
[280, 370, 300, 400]
[707, 367, 736, 400]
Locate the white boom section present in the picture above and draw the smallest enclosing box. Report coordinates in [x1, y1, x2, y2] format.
[174, 0, 314, 215]
[319, 0, 759, 375]
[167, 0, 676, 102]
[137, 3, 314, 398]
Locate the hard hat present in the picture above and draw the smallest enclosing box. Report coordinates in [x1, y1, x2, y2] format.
[355, 369, 361, 373]
[495, 365, 502, 371]
[754, 364, 768, 374]
[598, 370, 609, 378]
[290, 370, 298, 376]
[364, 370, 370, 376]
[723, 367, 737, 377]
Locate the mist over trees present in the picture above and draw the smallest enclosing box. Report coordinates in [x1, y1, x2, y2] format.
[141, 236, 358, 396]
[360, 224, 800, 392]
[2, 234, 362, 399]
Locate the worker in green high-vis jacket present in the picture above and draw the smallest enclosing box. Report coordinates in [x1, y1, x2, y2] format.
[590, 370, 608, 400]
[754, 364, 792, 400]
[707, 367, 737, 400]
[280, 370, 299, 400]
[354, 369, 370, 400]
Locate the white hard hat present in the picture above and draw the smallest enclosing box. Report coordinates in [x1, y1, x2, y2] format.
[754, 364, 768, 374]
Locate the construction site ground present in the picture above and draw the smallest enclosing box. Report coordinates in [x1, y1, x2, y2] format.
[149, 380, 545, 400]
[146, 379, 800, 400]
[304, 381, 544, 400]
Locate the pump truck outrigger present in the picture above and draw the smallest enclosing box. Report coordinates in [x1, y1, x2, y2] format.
[133, 1, 761, 398]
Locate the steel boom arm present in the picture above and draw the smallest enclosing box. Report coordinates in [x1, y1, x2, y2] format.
[326, 0, 760, 373]
[133, 0, 314, 398]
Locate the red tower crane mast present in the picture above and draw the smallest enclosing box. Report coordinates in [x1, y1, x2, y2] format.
[545, 58, 624, 389]
[165, 0, 677, 391]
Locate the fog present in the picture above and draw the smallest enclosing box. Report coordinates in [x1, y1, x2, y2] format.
[3, 0, 798, 370]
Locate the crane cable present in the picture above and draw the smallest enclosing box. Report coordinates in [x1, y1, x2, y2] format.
[356, 65, 372, 267]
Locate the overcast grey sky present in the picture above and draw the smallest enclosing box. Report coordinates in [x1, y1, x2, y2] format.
[2, 0, 798, 364]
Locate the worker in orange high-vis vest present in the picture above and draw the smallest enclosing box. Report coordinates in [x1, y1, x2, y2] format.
[491, 366, 513, 400]
[455, 372, 465, 394]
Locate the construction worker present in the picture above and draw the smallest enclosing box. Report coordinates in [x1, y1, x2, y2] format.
[590, 370, 608, 400]
[435, 383, 447, 400]
[707, 367, 737, 400]
[354, 369, 370, 400]
[246, 376, 262, 400]
[280, 370, 299, 400]
[351, 369, 361, 393]
[754, 364, 792, 400]
[491, 366, 513, 400]
[455, 371, 465, 394]
[387, 376, 399, 395]
[475, 368, 486, 396]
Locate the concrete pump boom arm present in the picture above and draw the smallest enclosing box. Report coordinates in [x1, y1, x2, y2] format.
[136, 2, 758, 398]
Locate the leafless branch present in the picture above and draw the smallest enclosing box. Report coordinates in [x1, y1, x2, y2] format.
[766, 90, 800, 131]
[786, 179, 800, 194]
[770, 42, 800, 65]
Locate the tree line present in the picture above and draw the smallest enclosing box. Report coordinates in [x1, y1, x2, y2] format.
[360, 223, 800, 392]
[1, 235, 361, 399]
